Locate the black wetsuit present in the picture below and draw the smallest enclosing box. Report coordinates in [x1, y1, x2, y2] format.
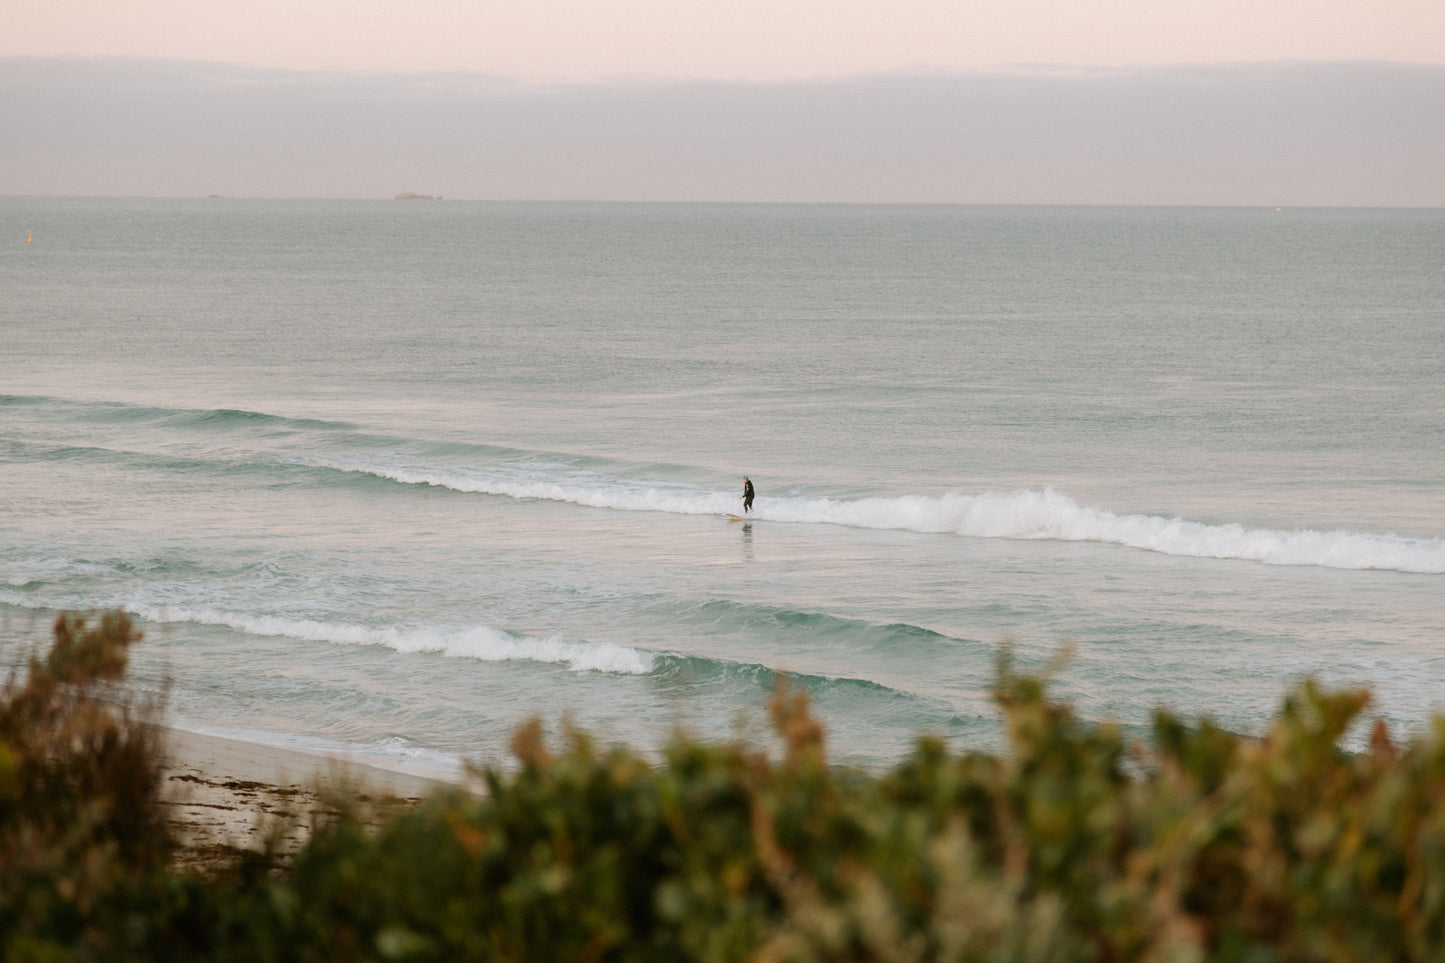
[743, 479, 755, 512]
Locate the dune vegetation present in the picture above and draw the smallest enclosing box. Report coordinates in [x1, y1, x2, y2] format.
[3, 610, 1444, 961]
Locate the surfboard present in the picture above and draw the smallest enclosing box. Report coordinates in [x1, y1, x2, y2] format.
[726, 513, 749, 521]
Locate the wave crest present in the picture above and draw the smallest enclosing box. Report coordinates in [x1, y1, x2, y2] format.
[786, 489, 1445, 573]
[309, 454, 1445, 574]
[129, 605, 656, 675]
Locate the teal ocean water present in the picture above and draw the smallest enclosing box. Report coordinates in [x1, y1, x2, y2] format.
[3, 199, 1442, 777]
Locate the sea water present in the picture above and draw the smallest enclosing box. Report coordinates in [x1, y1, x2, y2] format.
[2, 199, 1442, 778]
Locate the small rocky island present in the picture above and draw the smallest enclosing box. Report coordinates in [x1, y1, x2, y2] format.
[394, 192, 440, 200]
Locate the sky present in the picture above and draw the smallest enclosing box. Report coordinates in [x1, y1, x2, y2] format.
[4, 1, 1444, 203]
[8, 0, 1445, 81]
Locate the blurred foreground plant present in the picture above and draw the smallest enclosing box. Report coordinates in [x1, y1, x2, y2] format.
[0, 612, 202, 959]
[7, 612, 1445, 962]
[231, 655, 1445, 962]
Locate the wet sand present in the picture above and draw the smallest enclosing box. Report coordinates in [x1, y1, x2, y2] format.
[159, 727, 464, 873]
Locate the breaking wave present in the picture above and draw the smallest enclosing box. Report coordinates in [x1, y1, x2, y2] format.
[127, 604, 657, 675]
[309, 454, 1445, 574]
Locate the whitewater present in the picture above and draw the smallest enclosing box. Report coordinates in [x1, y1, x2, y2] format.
[2, 199, 1442, 776]
[308, 454, 1445, 574]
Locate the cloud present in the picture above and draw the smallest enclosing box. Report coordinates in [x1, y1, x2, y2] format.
[3, 58, 1442, 205]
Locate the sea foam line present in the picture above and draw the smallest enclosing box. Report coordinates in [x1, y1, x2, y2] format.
[305, 455, 738, 514]
[309, 456, 1445, 574]
[789, 489, 1445, 574]
[130, 605, 656, 675]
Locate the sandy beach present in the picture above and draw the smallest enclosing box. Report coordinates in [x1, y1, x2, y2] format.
[159, 727, 464, 873]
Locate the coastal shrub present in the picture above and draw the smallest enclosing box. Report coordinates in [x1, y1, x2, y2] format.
[0, 612, 211, 960]
[221, 663, 1445, 962]
[6, 610, 1445, 961]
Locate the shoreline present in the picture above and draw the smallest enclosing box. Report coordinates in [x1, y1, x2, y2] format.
[158, 726, 469, 873]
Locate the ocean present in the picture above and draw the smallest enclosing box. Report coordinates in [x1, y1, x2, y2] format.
[3, 198, 1442, 778]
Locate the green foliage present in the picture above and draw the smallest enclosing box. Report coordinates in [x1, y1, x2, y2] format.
[6, 613, 1445, 961]
[0, 612, 210, 960]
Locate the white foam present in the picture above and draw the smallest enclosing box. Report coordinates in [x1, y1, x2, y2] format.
[779, 488, 1445, 573]
[306, 455, 1445, 574]
[127, 604, 656, 675]
[306, 455, 738, 514]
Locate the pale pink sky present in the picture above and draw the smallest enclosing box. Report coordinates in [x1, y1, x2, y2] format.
[10, 0, 1445, 80]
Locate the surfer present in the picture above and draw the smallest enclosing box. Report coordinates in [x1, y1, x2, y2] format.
[742, 477, 755, 513]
